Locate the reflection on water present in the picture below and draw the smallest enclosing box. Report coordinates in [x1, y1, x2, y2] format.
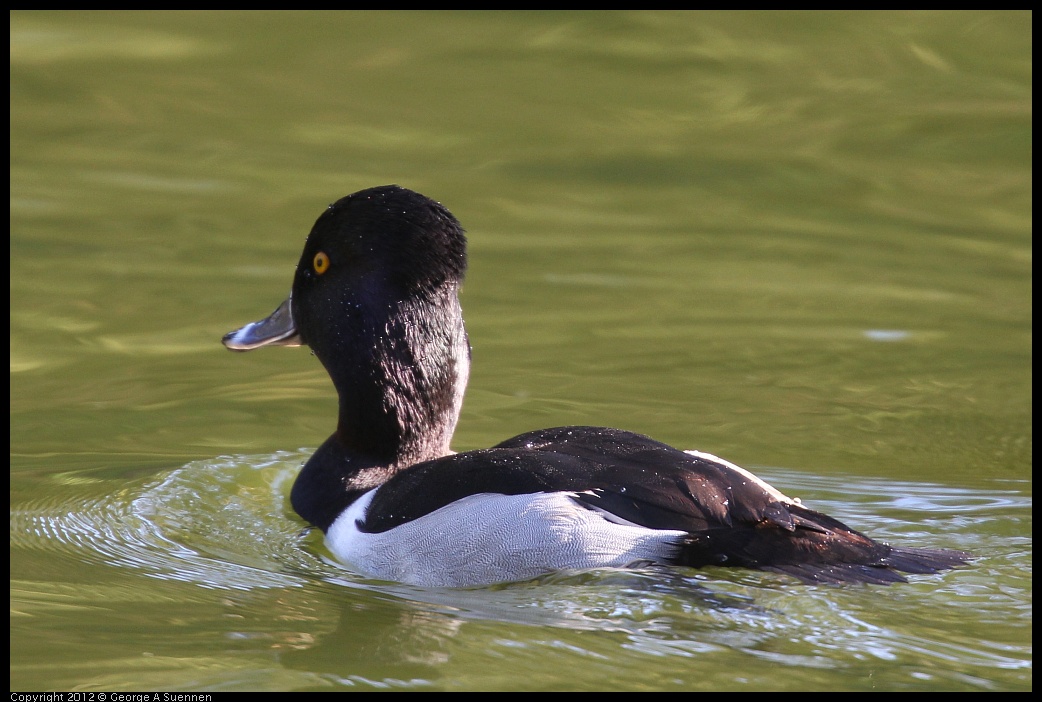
[10, 450, 1030, 690]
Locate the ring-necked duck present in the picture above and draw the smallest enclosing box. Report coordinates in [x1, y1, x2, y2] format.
[223, 185, 970, 587]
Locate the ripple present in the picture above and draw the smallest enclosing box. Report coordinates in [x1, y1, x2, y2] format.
[9, 453, 1031, 689]
[11, 451, 323, 591]
[11, 457, 1023, 598]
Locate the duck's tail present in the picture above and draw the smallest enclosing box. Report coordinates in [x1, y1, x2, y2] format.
[763, 546, 972, 585]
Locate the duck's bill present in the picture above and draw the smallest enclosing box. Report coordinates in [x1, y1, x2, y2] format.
[222, 295, 303, 351]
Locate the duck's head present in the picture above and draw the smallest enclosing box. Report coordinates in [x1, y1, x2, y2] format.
[223, 185, 471, 467]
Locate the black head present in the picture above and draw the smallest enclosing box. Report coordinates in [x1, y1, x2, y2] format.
[291, 185, 466, 345]
[224, 185, 471, 473]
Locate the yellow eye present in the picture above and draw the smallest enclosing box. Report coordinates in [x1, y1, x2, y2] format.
[313, 251, 330, 275]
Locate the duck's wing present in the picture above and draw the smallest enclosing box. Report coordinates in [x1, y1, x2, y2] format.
[505, 427, 972, 584]
[360, 426, 781, 533]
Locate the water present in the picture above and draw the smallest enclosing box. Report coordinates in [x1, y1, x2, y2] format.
[10, 11, 1031, 691]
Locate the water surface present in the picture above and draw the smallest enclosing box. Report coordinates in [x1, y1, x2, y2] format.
[10, 10, 1031, 691]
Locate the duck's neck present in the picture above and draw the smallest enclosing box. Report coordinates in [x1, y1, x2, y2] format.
[291, 290, 470, 530]
[336, 293, 470, 467]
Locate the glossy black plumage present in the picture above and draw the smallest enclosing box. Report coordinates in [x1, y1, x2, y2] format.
[224, 185, 971, 586]
[359, 426, 968, 584]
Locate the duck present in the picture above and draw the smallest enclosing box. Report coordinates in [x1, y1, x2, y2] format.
[223, 184, 970, 588]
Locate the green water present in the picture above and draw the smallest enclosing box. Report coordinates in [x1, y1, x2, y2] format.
[10, 11, 1031, 691]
